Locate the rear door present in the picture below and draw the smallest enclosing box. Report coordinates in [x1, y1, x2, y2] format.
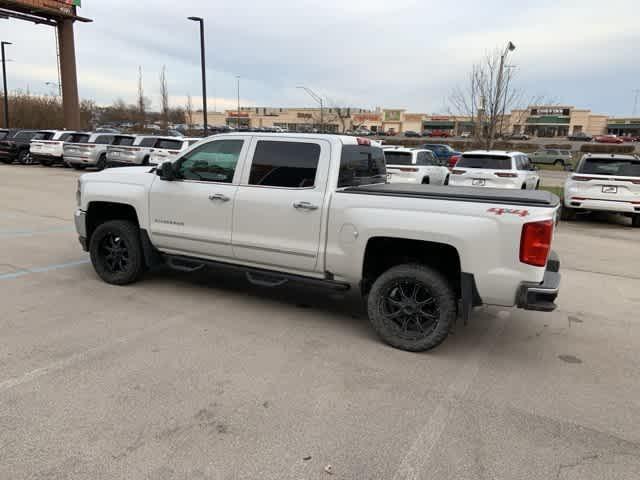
[232, 137, 330, 272]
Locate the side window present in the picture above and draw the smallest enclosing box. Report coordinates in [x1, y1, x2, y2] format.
[177, 140, 244, 183]
[416, 152, 435, 166]
[248, 141, 320, 188]
[139, 137, 157, 148]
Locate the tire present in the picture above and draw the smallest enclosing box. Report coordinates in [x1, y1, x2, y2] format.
[89, 220, 145, 285]
[560, 204, 577, 221]
[40, 158, 53, 167]
[142, 156, 150, 166]
[554, 160, 564, 167]
[17, 150, 29, 165]
[535, 180, 540, 190]
[444, 175, 450, 186]
[367, 264, 456, 352]
[0, 158, 11, 164]
[632, 214, 640, 228]
[96, 154, 107, 171]
[521, 184, 527, 190]
[422, 177, 430, 185]
[72, 164, 86, 170]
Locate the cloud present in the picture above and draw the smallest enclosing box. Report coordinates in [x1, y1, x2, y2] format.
[0, 0, 637, 115]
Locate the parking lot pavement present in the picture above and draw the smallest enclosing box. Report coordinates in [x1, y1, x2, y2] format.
[540, 169, 569, 188]
[1, 164, 639, 479]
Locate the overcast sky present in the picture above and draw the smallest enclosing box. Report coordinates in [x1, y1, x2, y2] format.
[2, 0, 638, 115]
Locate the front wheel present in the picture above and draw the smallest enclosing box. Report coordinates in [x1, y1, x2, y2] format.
[17, 150, 29, 164]
[89, 220, 145, 285]
[367, 264, 456, 352]
[422, 177, 430, 185]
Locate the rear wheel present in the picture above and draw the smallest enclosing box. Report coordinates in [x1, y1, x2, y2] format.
[521, 183, 527, 190]
[89, 220, 145, 285]
[535, 180, 540, 190]
[560, 204, 577, 221]
[96, 153, 107, 171]
[422, 177, 430, 185]
[72, 164, 86, 170]
[444, 175, 450, 186]
[367, 264, 456, 352]
[632, 214, 640, 228]
[142, 156, 150, 166]
[40, 158, 53, 167]
[554, 160, 565, 167]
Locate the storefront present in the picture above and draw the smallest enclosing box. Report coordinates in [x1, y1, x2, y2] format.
[608, 118, 640, 137]
[422, 117, 456, 134]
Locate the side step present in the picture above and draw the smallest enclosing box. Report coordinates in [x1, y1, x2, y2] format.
[163, 254, 350, 291]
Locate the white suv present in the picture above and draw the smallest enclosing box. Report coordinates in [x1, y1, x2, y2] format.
[383, 147, 450, 185]
[449, 151, 540, 190]
[562, 154, 640, 227]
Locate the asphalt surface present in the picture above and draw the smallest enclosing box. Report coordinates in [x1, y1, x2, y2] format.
[1, 164, 639, 480]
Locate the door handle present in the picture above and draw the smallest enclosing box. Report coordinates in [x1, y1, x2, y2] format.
[293, 201, 319, 211]
[208, 193, 230, 202]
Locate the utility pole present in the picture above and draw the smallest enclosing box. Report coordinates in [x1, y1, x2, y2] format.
[236, 75, 240, 129]
[500, 65, 517, 136]
[633, 89, 640, 117]
[188, 17, 208, 136]
[1, 41, 12, 129]
[489, 41, 516, 146]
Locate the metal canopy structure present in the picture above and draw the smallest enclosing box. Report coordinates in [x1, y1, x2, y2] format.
[0, 0, 92, 129]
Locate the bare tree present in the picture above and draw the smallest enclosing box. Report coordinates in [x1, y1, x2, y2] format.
[185, 94, 194, 129]
[137, 66, 146, 128]
[159, 65, 169, 130]
[450, 46, 518, 148]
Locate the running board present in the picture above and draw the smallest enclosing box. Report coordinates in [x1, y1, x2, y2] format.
[163, 254, 350, 291]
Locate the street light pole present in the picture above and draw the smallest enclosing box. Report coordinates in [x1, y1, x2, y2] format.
[236, 75, 240, 129]
[297, 86, 324, 132]
[500, 65, 517, 136]
[490, 41, 515, 145]
[1, 41, 12, 129]
[188, 17, 208, 136]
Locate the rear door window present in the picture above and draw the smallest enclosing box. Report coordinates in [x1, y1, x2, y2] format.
[67, 133, 91, 143]
[339, 145, 386, 187]
[384, 151, 413, 165]
[93, 135, 115, 145]
[139, 137, 158, 148]
[155, 139, 184, 150]
[416, 151, 438, 166]
[112, 136, 135, 146]
[32, 132, 55, 141]
[248, 141, 320, 188]
[457, 155, 512, 170]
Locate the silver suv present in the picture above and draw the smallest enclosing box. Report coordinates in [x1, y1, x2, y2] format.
[63, 132, 120, 170]
[530, 149, 573, 168]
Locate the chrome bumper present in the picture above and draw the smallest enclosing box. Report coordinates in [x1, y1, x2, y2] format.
[74, 209, 88, 251]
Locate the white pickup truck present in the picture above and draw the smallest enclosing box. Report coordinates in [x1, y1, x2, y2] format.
[74, 133, 561, 351]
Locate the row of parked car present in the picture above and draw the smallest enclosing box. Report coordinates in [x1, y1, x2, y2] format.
[0, 128, 202, 169]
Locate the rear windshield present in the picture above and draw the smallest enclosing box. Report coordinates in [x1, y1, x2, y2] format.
[457, 155, 512, 170]
[0, 131, 8, 140]
[578, 158, 640, 177]
[112, 136, 135, 146]
[338, 145, 387, 188]
[93, 135, 115, 145]
[67, 133, 91, 143]
[14, 131, 36, 140]
[384, 151, 413, 166]
[155, 139, 183, 150]
[32, 132, 55, 140]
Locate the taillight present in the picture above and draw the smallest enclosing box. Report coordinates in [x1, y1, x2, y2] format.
[572, 175, 594, 181]
[448, 155, 460, 169]
[356, 137, 371, 146]
[398, 167, 419, 172]
[520, 220, 553, 267]
[452, 169, 466, 175]
[495, 172, 518, 178]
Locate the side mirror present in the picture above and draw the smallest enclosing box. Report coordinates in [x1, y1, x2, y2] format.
[157, 161, 176, 181]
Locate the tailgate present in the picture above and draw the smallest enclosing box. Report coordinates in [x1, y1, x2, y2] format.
[572, 175, 640, 202]
[31, 140, 64, 156]
[451, 168, 517, 188]
[64, 143, 96, 157]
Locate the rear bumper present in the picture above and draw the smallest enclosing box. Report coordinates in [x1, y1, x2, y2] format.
[565, 196, 639, 214]
[32, 153, 63, 164]
[516, 251, 561, 312]
[65, 154, 98, 165]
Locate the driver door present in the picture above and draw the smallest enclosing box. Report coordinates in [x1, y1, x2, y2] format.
[149, 137, 249, 259]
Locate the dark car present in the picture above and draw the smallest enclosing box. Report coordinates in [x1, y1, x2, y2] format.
[403, 130, 421, 138]
[568, 132, 593, 142]
[421, 143, 461, 168]
[0, 130, 38, 164]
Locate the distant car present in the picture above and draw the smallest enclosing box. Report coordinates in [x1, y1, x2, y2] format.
[421, 143, 461, 166]
[95, 127, 121, 134]
[428, 130, 453, 138]
[594, 135, 624, 144]
[460, 131, 472, 138]
[507, 133, 529, 141]
[530, 149, 573, 167]
[567, 132, 592, 142]
[449, 151, 540, 190]
[562, 154, 640, 227]
[403, 130, 421, 138]
[0, 129, 38, 164]
[621, 135, 639, 143]
[384, 148, 450, 185]
[64, 132, 120, 170]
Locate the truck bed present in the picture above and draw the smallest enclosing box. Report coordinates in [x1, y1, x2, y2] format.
[341, 183, 560, 208]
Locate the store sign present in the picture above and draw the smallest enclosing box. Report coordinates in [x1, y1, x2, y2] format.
[404, 114, 424, 122]
[297, 112, 313, 119]
[384, 110, 402, 122]
[430, 116, 451, 121]
[228, 111, 249, 118]
[352, 113, 382, 123]
[531, 107, 570, 116]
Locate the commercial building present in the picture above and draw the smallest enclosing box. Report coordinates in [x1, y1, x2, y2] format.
[192, 104, 614, 138]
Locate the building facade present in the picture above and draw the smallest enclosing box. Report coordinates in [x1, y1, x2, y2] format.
[508, 106, 607, 137]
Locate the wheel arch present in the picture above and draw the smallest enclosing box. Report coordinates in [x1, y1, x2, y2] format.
[86, 201, 140, 247]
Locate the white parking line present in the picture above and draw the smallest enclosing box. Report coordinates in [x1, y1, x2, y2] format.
[0, 258, 90, 280]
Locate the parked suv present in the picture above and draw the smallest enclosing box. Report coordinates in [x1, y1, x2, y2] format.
[530, 149, 573, 168]
[31, 130, 79, 166]
[568, 132, 592, 142]
[450, 151, 540, 190]
[64, 132, 120, 170]
[384, 147, 450, 185]
[562, 154, 640, 227]
[0, 130, 38, 164]
[148, 137, 201, 165]
[105, 135, 154, 167]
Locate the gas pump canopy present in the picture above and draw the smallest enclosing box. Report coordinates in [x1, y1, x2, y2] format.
[0, 0, 91, 23]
